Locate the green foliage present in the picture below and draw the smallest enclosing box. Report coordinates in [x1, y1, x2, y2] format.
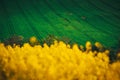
[40, 34, 71, 46]
[2, 34, 71, 47]
[3, 35, 24, 46]
[40, 34, 58, 46]
[2, 35, 120, 63]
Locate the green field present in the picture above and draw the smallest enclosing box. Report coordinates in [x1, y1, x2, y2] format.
[0, 0, 120, 48]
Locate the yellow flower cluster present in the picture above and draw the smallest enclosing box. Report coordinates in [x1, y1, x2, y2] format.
[0, 41, 120, 80]
[29, 36, 39, 46]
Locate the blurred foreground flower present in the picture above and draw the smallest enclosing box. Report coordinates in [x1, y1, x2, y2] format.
[0, 39, 120, 80]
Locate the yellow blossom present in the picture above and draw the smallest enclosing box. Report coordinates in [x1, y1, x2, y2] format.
[0, 40, 119, 80]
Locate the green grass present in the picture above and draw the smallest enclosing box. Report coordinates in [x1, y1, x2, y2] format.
[0, 0, 120, 48]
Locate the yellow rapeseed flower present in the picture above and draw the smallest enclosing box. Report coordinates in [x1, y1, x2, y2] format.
[86, 41, 92, 51]
[29, 36, 38, 45]
[0, 40, 120, 80]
